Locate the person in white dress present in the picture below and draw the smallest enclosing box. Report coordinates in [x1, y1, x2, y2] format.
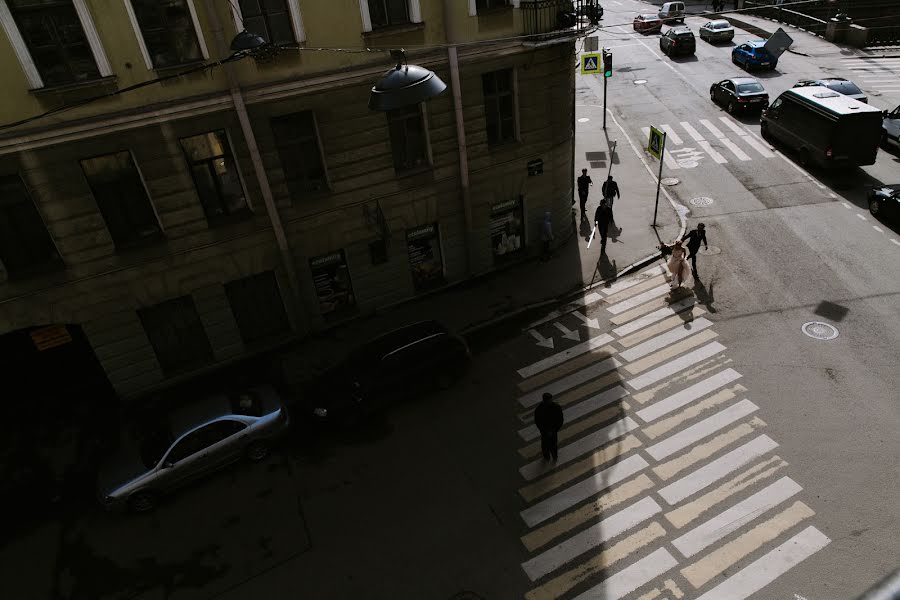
[665, 240, 694, 289]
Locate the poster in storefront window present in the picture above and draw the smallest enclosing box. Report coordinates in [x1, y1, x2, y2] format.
[406, 223, 445, 292]
[491, 196, 524, 260]
[309, 249, 355, 315]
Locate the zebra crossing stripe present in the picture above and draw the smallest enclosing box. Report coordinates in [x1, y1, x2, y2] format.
[520, 453, 649, 527]
[617, 309, 706, 349]
[518, 356, 621, 408]
[627, 342, 727, 390]
[518, 371, 625, 423]
[644, 385, 745, 440]
[570, 547, 679, 600]
[613, 296, 698, 338]
[718, 137, 751, 161]
[520, 405, 627, 459]
[607, 284, 672, 315]
[518, 346, 618, 393]
[653, 418, 767, 482]
[698, 140, 727, 164]
[646, 399, 759, 461]
[624, 330, 719, 376]
[680, 121, 705, 142]
[518, 387, 628, 444]
[637, 368, 743, 422]
[604, 274, 669, 305]
[661, 123, 684, 145]
[521, 497, 662, 581]
[659, 434, 778, 505]
[642, 127, 680, 169]
[517, 334, 615, 379]
[611, 295, 675, 326]
[621, 317, 715, 362]
[672, 476, 802, 558]
[718, 116, 776, 158]
[699, 119, 725, 138]
[632, 357, 733, 405]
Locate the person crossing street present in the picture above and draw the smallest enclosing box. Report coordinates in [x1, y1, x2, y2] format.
[534, 392, 564, 461]
[681, 223, 708, 279]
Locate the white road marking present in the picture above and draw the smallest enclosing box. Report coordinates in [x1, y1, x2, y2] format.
[718, 116, 774, 158]
[841, 202, 853, 209]
[718, 116, 746, 136]
[517, 334, 615, 379]
[518, 386, 629, 441]
[529, 329, 555, 349]
[673, 476, 802, 558]
[527, 292, 604, 329]
[613, 296, 697, 337]
[521, 497, 662, 581]
[680, 121, 705, 142]
[572, 547, 679, 600]
[607, 284, 672, 315]
[891, 239, 900, 246]
[637, 368, 743, 422]
[602, 264, 668, 296]
[647, 399, 759, 460]
[661, 123, 684, 145]
[553, 322, 582, 342]
[719, 136, 752, 161]
[873, 225, 884, 233]
[627, 342, 727, 391]
[698, 139, 728, 164]
[659, 434, 779, 505]
[693, 526, 831, 600]
[699, 119, 725, 139]
[519, 417, 640, 481]
[856, 213, 867, 221]
[520, 454, 650, 527]
[621, 318, 715, 362]
[642, 127, 680, 170]
[828, 193, 838, 198]
[518, 356, 620, 408]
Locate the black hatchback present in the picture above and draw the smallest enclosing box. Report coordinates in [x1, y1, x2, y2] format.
[710, 77, 769, 114]
[660, 26, 696, 56]
[305, 321, 470, 425]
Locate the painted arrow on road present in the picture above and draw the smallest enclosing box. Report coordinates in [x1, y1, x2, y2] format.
[528, 329, 555, 349]
[573, 311, 601, 330]
[553, 322, 582, 342]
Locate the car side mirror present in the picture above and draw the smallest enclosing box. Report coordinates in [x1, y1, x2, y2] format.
[885, 110, 890, 118]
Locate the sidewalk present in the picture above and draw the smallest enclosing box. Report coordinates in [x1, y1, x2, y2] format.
[277, 97, 684, 386]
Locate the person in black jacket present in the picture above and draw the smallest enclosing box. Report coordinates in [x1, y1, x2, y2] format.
[601, 175, 620, 210]
[681, 222, 708, 279]
[534, 392, 564, 461]
[594, 198, 614, 255]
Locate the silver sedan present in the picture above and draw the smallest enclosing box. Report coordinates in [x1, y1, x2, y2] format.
[97, 385, 289, 512]
[699, 19, 735, 43]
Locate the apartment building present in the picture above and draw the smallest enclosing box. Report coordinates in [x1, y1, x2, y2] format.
[0, 0, 583, 403]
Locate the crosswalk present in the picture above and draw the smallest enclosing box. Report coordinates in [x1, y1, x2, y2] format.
[641, 117, 775, 170]
[514, 264, 829, 599]
[839, 56, 900, 95]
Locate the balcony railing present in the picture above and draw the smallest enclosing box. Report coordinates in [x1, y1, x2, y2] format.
[521, 0, 596, 41]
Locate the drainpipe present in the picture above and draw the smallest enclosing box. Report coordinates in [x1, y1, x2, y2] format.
[202, 0, 307, 331]
[444, 1, 474, 275]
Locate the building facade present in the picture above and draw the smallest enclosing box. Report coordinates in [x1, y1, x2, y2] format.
[0, 0, 581, 401]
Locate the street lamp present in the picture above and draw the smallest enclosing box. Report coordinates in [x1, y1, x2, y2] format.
[230, 30, 267, 52]
[368, 49, 447, 111]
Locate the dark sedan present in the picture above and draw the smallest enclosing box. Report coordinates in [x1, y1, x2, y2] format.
[868, 184, 900, 222]
[634, 14, 662, 34]
[710, 77, 769, 114]
[660, 26, 696, 56]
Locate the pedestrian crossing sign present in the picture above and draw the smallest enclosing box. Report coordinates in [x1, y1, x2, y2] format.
[648, 126, 665, 160]
[581, 53, 601, 75]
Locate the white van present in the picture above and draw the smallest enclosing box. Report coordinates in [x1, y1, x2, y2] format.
[659, 2, 685, 23]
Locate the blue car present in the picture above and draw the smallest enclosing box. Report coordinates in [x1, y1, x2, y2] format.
[732, 41, 777, 71]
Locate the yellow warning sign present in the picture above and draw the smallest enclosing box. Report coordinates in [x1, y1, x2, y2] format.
[31, 325, 73, 351]
[580, 53, 601, 75]
[648, 126, 665, 160]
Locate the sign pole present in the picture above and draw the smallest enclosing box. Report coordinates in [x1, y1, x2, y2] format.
[602, 48, 608, 131]
[652, 131, 666, 228]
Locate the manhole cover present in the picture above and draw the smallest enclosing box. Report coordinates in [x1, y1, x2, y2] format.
[634, 79, 648, 85]
[690, 196, 714, 207]
[699, 245, 721, 255]
[661, 177, 680, 186]
[802, 321, 839, 340]
[578, 117, 590, 123]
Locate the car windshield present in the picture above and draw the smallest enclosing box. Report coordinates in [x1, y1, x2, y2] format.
[826, 81, 863, 96]
[712, 22, 730, 29]
[737, 83, 764, 93]
[643, 14, 658, 20]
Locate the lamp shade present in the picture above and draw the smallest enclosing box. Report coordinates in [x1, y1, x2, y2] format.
[230, 30, 267, 52]
[369, 63, 447, 111]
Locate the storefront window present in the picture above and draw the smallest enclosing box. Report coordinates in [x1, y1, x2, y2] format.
[309, 250, 355, 316]
[406, 223, 444, 292]
[490, 196, 524, 260]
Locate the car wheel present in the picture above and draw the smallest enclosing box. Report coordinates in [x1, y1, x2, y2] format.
[728, 101, 736, 115]
[880, 131, 889, 149]
[731, 54, 738, 65]
[710, 89, 716, 102]
[129, 491, 156, 513]
[869, 199, 880, 216]
[246, 440, 270, 462]
[760, 123, 771, 141]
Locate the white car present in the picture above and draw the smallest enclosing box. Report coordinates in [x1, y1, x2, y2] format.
[882, 104, 900, 150]
[699, 19, 735, 43]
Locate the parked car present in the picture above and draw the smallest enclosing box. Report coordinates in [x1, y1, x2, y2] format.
[868, 184, 900, 222]
[660, 26, 696, 56]
[699, 19, 735, 43]
[794, 78, 867, 103]
[709, 77, 769, 114]
[97, 385, 289, 512]
[883, 104, 900, 150]
[305, 320, 471, 426]
[658, 1, 685, 23]
[732, 41, 778, 71]
[633, 13, 662, 34]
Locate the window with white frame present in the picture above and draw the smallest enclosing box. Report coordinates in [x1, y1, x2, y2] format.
[1, 0, 112, 88]
[482, 69, 517, 145]
[128, 0, 205, 69]
[359, 0, 421, 32]
[237, 0, 294, 45]
[179, 130, 251, 225]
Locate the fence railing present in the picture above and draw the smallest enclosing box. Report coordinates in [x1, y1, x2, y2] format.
[520, 0, 595, 40]
[868, 24, 900, 45]
[746, 2, 829, 36]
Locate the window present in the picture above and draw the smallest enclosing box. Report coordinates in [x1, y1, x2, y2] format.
[202, 420, 245, 445]
[138, 295, 213, 376]
[130, 0, 203, 68]
[271, 112, 328, 199]
[179, 130, 250, 224]
[387, 104, 428, 172]
[238, 0, 294, 44]
[482, 69, 516, 145]
[0, 174, 59, 279]
[7, 0, 100, 86]
[368, 0, 409, 28]
[224, 271, 291, 345]
[476, 0, 510, 10]
[166, 429, 206, 463]
[80, 151, 162, 249]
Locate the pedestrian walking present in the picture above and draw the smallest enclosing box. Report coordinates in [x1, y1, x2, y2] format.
[601, 175, 620, 211]
[665, 240, 693, 289]
[577, 168, 593, 222]
[681, 222, 708, 279]
[540, 211, 554, 261]
[594, 198, 613, 255]
[534, 392, 564, 461]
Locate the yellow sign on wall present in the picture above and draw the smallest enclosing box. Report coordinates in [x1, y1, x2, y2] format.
[30, 325, 73, 351]
[580, 53, 601, 75]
